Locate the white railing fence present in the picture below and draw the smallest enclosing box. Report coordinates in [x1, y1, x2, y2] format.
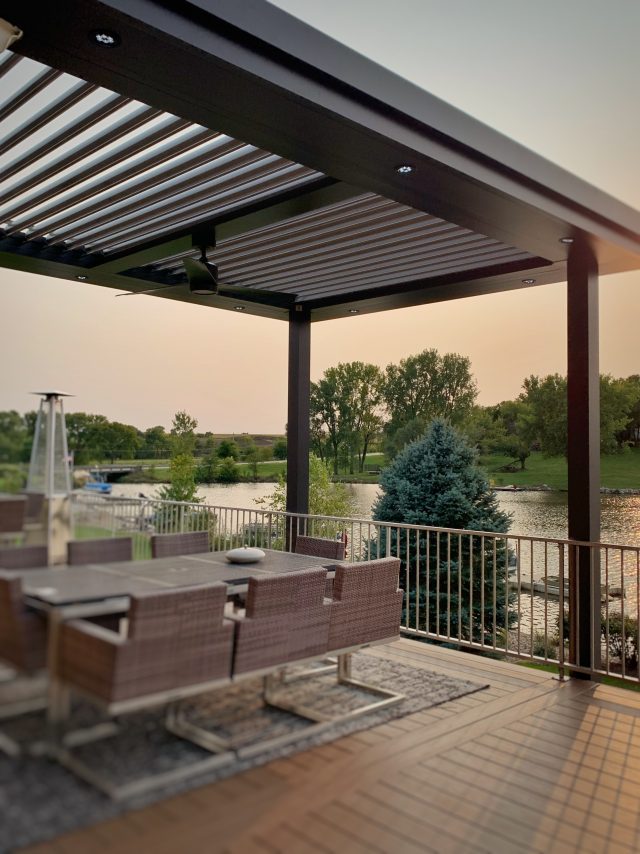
[72, 493, 640, 685]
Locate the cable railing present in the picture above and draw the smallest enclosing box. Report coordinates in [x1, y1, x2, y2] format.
[72, 492, 640, 685]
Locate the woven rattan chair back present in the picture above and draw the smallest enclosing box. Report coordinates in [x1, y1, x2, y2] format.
[150, 530, 209, 559]
[0, 545, 48, 569]
[59, 583, 234, 703]
[0, 572, 46, 672]
[0, 496, 26, 535]
[22, 491, 44, 523]
[294, 535, 346, 561]
[328, 557, 403, 652]
[234, 567, 330, 674]
[67, 537, 133, 565]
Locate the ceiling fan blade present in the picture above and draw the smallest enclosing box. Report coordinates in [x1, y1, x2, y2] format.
[115, 284, 179, 297]
[218, 282, 298, 308]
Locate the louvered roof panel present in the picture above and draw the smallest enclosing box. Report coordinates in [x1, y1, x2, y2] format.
[0, 52, 546, 315]
[0, 54, 322, 252]
[146, 193, 535, 302]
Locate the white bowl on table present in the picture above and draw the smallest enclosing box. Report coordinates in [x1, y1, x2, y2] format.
[225, 546, 266, 564]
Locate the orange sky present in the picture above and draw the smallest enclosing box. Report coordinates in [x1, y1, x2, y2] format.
[0, 0, 638, 432]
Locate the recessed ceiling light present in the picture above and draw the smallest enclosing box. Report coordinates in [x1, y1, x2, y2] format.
[348, 308, 359, 314]
[89, 29, 121, 48]
[396, 165, 414, 175]
[234, 305, 246, 311]
[559, 237, 574, 244]
[76, 275, 88, 281]
[521, 278, 536, 285]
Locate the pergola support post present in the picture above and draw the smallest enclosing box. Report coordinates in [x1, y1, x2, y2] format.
[286, 306, 311, 549]
[567, 240, 600, 677]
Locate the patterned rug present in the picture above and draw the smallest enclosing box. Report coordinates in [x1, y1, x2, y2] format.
[0, 650, 486, 853]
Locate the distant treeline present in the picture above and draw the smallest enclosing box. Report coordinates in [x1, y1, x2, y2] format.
[310, 349, 640, 474]
[0, 411, 287, 467]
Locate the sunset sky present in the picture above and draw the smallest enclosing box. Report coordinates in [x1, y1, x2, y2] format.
[0, 0, 638, 433]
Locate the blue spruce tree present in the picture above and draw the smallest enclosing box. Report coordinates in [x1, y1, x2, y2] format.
[372, 419, 514, 642]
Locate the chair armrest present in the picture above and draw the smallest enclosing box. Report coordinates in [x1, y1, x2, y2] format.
[62, 619, 127, 645]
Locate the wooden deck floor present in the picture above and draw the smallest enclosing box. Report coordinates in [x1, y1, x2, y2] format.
[22, 640, 640, 854]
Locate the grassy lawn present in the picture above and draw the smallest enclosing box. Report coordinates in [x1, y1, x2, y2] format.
[518, 660, 640, 692]
[74, 525, 151, 559]
[480, 448, 640, 490]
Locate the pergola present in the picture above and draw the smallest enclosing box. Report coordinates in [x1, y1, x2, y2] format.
[2, 0, 640, 672]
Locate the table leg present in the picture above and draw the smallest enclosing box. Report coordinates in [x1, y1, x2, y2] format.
[45, 609, 70, 753]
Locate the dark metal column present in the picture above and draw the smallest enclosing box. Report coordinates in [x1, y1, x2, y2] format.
[567, 240, 600, 676]
[286, 306, 311, 529]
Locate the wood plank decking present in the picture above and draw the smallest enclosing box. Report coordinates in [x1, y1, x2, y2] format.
[22, 640, 640, 854]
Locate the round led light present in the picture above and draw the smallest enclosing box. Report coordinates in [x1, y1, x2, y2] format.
[76, 275, 88, 281]
[89, 30, 121, 48]
[349, 308, 359, 314]
[521, 278, 536, 285]
[234, 305, 246, 311]
[396, 165, 414, 175]
[559, 237, 574, 244]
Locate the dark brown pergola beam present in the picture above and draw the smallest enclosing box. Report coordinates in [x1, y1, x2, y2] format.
[567, 241, 600, 675]
[286, 306, 311, 524]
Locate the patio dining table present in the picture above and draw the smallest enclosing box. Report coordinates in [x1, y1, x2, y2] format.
[18, 548, 333, 607]
[9, 548, 337, 742]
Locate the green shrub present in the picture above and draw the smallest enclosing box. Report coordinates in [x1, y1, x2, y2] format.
[602, 612, 638, 670]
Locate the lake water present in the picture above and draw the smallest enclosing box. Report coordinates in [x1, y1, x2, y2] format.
[110, 481, 640, 547]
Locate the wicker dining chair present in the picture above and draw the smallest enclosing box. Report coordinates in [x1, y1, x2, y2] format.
[0, 572, 47, 674]
[55, 583, 235, 797]
[67, 537, 133, 566]
[294, 534, 346, 561]
[0, 495, 27, 545]
[150, 530, 209, 559]
[0, 545, 48, 570]
[327, 557, 404, 652]
[294, 535, 346, 597]
[58, 583, 234, 704]
[263, 558, 404, 725]
[21, 492, 44, 524]
[232, 567, 331, 676]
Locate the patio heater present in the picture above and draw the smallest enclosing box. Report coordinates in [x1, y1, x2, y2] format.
[26, 391, 73, 563]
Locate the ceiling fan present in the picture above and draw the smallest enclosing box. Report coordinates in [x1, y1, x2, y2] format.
[116, 246, 298, 308]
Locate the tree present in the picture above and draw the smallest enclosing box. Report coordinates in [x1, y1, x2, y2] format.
[619, 375, 640, 446]
[521, 374, 567, 456]
[272, 438, 288, 460]
[256, 455, 359, 519]
[65, 412, 110, 464]
[217, 456, 240, 483]
[0, 411, 28, 462]
[310, 361, 384, 474]
[195, 453, 218, 483]
[170, 410, 198, 456]
[156, 453, 201, 503]
[140, 425, 171, 459]
[372, 420, 513, 641]
[243, 444, 261, 480]
[522, 373, 634, 456]
[383, 349, 477, 458]
[216, 438, 240, 460]
[491, 400, 534, 469]
[100, 421, 141, 463]
[600, 374, 634, 453]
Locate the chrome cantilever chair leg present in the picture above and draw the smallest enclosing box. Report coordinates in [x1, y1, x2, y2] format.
[263, 652, 404, 725]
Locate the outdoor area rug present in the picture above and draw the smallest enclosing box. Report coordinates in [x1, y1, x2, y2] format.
[0, 650, 487, 853]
